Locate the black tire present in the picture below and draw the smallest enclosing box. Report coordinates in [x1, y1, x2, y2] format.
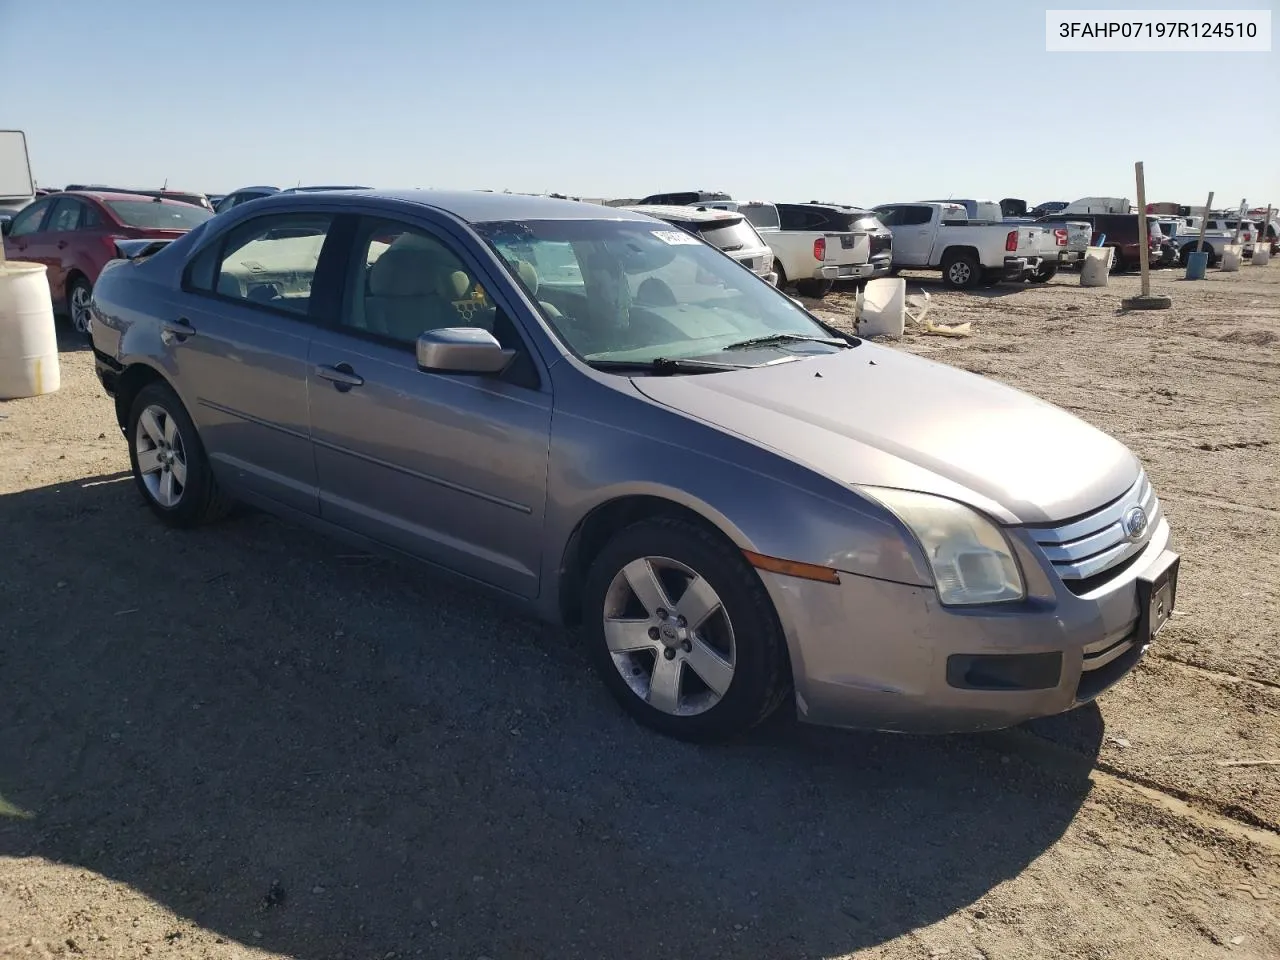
[773, 261, 789, 291]
[67, 275, 94, 338]
[795, 279, 833, 299]
[1109, 248, 1126, 273]
[127, 381, 234, 528]
[1028, 262, 1058, 283]
[582, 517, 792, 742]
[942, 251, 982, 289]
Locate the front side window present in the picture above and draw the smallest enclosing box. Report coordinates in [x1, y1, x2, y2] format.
[104, 200, 214, 231]
[343, 217, 519, 348]
[899, 206, 933, 226]
[8, 199, 51, 237]
[739, 204, 780, 231]
[477, 219, 846, 367]
[213, 213, 333, 315]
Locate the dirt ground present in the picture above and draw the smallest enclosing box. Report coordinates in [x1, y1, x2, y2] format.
[0, 263, 1277, 960]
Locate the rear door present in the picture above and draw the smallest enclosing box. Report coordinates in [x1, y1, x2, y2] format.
[306, 213, 553, 598]
[166, 210, 338, 515]
[886, 205, 934, 266]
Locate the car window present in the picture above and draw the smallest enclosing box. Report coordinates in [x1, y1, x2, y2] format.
[898, 206, 933, 226]
[342, 217, 517, 348]
[7, 199, 51, 237]
[104, 200, 214, 230]
[78, 202, 102, 230]
[478, 218, 843, 366]
[696, 218, 762, 252]
[211, 213, 333, 315]
[47, 198, 83, 232]
[872, 207, 898, 226]
[738, 203, 780, 231]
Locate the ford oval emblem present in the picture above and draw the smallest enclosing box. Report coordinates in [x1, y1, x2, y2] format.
[1123, 506, 1149, 542]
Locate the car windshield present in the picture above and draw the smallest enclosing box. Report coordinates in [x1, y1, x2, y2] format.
[475, 218, 847, 368]
[105, 200, 214, 230]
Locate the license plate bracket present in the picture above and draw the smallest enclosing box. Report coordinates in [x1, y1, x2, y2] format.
[1135, 551, 1180, 647]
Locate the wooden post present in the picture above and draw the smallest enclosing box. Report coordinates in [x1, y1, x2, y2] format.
[1195, 191, 1214, 253]
[1135, 161, 1151, 298]
[1231, 199, 1246, 244]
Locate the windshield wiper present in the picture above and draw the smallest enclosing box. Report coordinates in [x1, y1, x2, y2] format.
[587, 357, 751, 375]
[720, 332, 851, 351]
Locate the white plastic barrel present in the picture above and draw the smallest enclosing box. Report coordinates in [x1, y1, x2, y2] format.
[1080, 246, 1113, 287]
[0, 262, 60, 399]
[1253, 244, 1271, 266]
[855, 278, 906, 338]
[1220, 244, 1243, 272]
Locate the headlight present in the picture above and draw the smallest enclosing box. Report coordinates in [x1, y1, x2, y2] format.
[856, 486, 1025, 606]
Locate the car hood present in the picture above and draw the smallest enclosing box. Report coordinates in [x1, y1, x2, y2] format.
[631, 343, 1139, 525]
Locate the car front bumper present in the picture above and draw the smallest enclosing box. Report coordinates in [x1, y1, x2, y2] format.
[760, 516, 1176, 734]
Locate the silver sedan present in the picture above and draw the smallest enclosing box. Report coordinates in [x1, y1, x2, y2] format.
[88, 190, 1179, 741]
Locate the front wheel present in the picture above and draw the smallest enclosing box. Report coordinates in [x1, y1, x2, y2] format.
[67, 276, 93, 337]
[1028, 262, 1058, 283]
[128, 381, 234, 528]
[1110, 249, 1127, 273]
[582, 518, 792, 741]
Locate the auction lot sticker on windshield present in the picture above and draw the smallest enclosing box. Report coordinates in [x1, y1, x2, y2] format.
[652, 230, 701, 245]
[1045, 9, 1271, 51]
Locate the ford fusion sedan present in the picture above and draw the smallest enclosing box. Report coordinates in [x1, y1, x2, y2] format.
[88, 190, 1178, 741]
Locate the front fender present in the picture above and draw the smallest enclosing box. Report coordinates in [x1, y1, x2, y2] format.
[538, 374, 933, 621]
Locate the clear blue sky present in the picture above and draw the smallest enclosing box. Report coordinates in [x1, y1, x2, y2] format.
[2, 0, 1276, 207]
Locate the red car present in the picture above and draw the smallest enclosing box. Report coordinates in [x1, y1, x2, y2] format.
[1, 190, 213, 335]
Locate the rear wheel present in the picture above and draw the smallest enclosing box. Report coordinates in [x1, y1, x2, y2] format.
[582, 518, 791, 741]
[1028, 262, 1059, 283]
[773, 261, 789, 291]
[67, 276, 93, 337]
[127, 381, 234, 528]
[795, 278, 833, 299]
[942, 251, 982, 290]
[1110, 249, 1127, 273]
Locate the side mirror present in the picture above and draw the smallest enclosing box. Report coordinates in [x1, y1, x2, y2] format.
[416, 327, 514, 375]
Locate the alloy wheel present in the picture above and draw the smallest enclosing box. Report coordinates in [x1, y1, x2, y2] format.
[134, 404, 188, 508]
[70, 285, 93, 334]
[948, 261, 971, 285]
[601, 556, 736, 717]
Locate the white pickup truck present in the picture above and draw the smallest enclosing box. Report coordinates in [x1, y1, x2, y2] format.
[696, 200, 890, 298]
[871, 202, 1050, 289]
[1174, 217, 1255, 264]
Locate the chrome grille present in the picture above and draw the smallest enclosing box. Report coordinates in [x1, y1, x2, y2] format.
[1030, 472, 1160, 588]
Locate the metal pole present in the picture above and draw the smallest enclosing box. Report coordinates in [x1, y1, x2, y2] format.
[1195, 191, 1214, 254]
[1135, 161, 1151, 297]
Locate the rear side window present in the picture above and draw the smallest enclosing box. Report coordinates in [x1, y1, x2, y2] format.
[696, 218, 762, 252]
[898, 206, 933, 226]
[47, 198, 83, 232]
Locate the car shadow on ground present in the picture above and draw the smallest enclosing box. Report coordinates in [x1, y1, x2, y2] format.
[0, 473, 1103, 959]
[892, 274, 1043, 300]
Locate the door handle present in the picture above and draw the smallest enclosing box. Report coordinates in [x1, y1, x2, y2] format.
[160, 318, 197, 344]
[316, 363, 364, 391]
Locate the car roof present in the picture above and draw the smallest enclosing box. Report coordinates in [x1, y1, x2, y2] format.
[63, 190, 202, 205]
[266, 189, 655, 224]
[623, 204, 743, 223]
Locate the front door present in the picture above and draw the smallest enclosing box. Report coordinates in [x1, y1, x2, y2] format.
[162, 210, 338, 515]
[2, 197, 56, 296]
[307, 214, 552, 598]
